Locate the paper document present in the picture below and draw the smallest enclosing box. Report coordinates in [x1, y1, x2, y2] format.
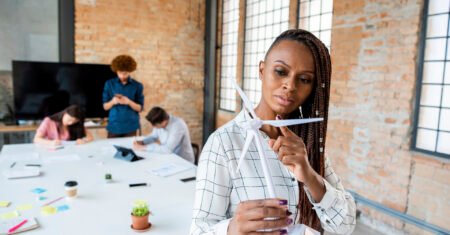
[84, 120, 100, 127]
[150, 163, 193, 177]
[43, 154, 80, 163]
[0, 217, 39, 235]
[3, 168, 40, 179]
[5, 153, 39, 162]
[61, 141, 76, 146]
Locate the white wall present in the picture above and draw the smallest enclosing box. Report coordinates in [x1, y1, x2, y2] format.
[0, 0, 59, 71]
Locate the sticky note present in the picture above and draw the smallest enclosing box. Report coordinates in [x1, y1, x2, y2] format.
[31, 188, 47, 194]
[57, 204, 69, 212]
[41, 206, 57, 216]
[0, 211, 19, 219]
[0, 201, 10, 207]
[16, 204, 33, 211]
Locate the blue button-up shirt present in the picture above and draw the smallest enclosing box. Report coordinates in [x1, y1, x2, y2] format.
[102, 77, 144, 134]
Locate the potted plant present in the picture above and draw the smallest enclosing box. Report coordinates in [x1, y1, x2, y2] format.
[105, 173, 112, 183]
[131, 200, 151, 230]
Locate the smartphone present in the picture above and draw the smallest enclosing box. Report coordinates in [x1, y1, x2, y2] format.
[180, 177, 196, 182]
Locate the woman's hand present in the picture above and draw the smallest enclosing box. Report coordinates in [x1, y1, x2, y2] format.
[269, 126, 326, 202]
[52, 139, 61, 146]
[268, 126, 314, 184]
[227, 199, 292, 235]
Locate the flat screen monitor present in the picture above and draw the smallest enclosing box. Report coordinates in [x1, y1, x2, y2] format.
[12, 61, 116, 120]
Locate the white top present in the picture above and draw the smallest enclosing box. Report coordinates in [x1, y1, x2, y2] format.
[143, 115, 195, 164]
[0, 137, 196, 234]
[190, 111, 356, 235]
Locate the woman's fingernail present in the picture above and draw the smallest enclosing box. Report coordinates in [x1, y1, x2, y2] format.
[280, 229, 288, 235]
[279, 199, 288, 205]
[286, 210, 292, 216]
[287, 218, 293, 225]
[276, 115, 282, 120]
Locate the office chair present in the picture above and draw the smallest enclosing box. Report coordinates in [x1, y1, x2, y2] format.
[191, 143, 200, 165]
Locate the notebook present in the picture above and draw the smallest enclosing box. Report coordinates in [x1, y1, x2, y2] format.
[150, 163, 192, 177]
[0, 217, 39, 234]
[3, 168, 40, 179]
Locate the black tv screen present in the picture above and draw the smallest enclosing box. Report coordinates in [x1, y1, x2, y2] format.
[13, 61, 116, 120]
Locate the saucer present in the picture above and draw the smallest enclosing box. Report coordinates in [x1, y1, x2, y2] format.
[131, 222, 152, 232]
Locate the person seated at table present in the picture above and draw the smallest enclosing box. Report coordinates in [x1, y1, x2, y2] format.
[133, 106, 195, 163]
[34, 105, 93, 146]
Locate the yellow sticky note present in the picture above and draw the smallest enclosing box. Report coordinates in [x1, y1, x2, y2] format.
[0, 211, 19, 219]
[0, 201, 10, 207]
[16, 204, 33, 211]
[41, 206, 57, 216]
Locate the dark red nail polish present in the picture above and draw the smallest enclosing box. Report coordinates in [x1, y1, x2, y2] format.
[280, 229, 288, 235]
[287, 218, 293, 224]
[279, 199, 288, 205]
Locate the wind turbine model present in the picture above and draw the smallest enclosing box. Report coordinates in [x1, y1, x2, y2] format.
[232, 79, 321, 235]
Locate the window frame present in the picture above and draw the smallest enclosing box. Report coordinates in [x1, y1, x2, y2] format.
[412, 0, 450, 159]
[218, 0, 240, 112]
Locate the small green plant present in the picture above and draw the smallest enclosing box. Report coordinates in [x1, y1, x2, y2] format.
[132, 200, 149, 217]
[105, 173, 112, 180]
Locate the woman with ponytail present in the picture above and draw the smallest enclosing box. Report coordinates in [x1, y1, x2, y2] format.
[191, 29, 355, 235]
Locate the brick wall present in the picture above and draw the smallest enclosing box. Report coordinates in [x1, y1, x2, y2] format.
[330, 0, 450, 234]
[74, 0, 205, 145]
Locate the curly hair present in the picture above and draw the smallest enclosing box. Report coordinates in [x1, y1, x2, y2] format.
[110, 55, 137, 72]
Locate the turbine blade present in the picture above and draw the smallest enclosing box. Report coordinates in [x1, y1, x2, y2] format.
[262, 118, 323, 127]
[235, 131, 254, 174]
[253, 130, 277, 198]
[230, 79, 258, 119]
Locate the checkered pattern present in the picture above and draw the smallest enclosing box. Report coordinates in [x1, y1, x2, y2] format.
[190, 111, 356, 235]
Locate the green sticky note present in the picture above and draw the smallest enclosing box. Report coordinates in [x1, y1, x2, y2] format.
[0, 201, 10, 207]
[41, 206, 57, 216]
[16, 204, 33, 211]
[0, 211, 19, 219]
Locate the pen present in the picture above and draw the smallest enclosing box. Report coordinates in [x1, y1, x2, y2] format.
[10, 162, 16, 168]
[25, 164, 41, 167]
[42, 196, 64, 206]
[8, 219, 28, 233]
[129, 183, 147, 187]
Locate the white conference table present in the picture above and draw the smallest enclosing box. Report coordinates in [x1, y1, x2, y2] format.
[0, 137, 197, 234]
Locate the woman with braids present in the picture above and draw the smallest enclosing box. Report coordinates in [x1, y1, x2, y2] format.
[190, 29, 355, 235]
[34, 105, 93, 146]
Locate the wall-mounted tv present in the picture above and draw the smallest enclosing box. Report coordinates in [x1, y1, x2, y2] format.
[13, 61, 116, 120]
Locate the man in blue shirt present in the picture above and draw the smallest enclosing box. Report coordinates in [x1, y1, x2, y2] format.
[103, 55, 144, 138]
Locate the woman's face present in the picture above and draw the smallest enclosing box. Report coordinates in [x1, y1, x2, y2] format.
[62, 113, 79, 126]
[259, 40, 315, 116]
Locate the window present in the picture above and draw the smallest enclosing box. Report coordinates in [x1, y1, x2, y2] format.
[243, 0, 290, 105]
[414, 0, 450, 158]
[298, 0, 333, 48]
[219, 0, 240, 112]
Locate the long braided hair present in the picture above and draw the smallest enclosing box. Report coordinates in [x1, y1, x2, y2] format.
[266, 29, 331, 232]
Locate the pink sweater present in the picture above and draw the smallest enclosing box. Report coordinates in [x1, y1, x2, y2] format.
[36, 117, 70, 140]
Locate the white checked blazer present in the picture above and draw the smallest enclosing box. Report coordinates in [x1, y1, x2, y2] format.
[190, 111, 356, 235]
